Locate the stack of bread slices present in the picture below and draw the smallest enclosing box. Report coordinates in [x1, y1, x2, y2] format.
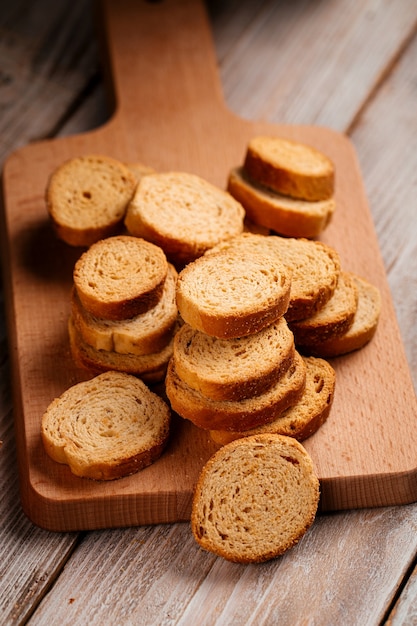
[165, 244, 336, 445]
[206, 232, 381, 361]
[227, 135, 336, 239]
[68, 235, 180, 384]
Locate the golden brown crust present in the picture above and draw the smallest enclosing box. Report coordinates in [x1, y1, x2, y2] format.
[176, 250, 292, 339]
[73, 236, 168, 321]
[228, 166, 335, 238]
[210, 356, 335, 445]
[297, 275, 381, 357]
[243, 136, 335, 201]
[68, 316, 173, 383]
[165, 351, 306, 432]
[289, 271, 358, 344]
[173, 319, 295, 401]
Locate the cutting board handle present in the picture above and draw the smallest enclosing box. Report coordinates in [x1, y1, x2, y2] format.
[97, 0, 228, 129]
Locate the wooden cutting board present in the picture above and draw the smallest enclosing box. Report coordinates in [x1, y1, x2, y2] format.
[1, 0, 416, 532]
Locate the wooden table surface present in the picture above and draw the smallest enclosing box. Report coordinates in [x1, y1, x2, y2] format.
[1, 0, 417, 624]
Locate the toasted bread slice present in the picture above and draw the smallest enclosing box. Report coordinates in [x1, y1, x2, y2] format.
[210, 356, 335, 445]
[290, 271, 358, 345]
[71, 263, 178, 356]
[206, 233, 340, 322]
[176, 248, 292, 339]
[41, 371, 171, 480]
[46, 154, 137, 247]
[243, 135, 334, 201]
[165, 351, 306, 432]
[68, 316, 173, 384]
[124, 171, 245, 266]
[298, 275, 381, 357]
[173, 318, 295, 401]
[191, 433, 320, 563]
[228, 166, 335, 238]
[73, 235, 168, 321]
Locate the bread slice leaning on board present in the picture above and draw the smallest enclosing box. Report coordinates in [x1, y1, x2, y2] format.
[191, 433, 320, 563]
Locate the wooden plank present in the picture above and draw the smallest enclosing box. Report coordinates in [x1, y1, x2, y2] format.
[1, 0, 417, 533]
[29, 506, 417, 625]
[211, 0, 417, 130]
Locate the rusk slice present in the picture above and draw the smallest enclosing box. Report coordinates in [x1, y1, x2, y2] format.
[173, 319, 295, 401]
[68, 316, 173, 383]
[73, 235, 168, 321]
[244, 135, 335, 201]
[46, 154, 137, 247]
[165, 351, 306, 432]
[228, 167, 335, 238]
[289, 271, 358, 345]
[207, 233, 340, 322]
[210, 356, 335, 445]
[124, 171, 245, 266]
[298, 275, 381, 357]
[176, 249, 292, 339]
[41, 371, 171, 480]
[191, 433, 320, 563]
[71, 264, 178, 356]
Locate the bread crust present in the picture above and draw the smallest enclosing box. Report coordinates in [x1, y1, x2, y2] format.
[244, 136, 335, 201]
[68, 316, 173, 383]
[71, 264, 178, 356]
[297, 274, 381, 357]
[41, 371, 171, 480]
[206, 233, 341, 322]
[165, 351, 306, 432]
[210, 356, 335, 445]
[289, 271, 358, 344]
[73, 235, 168, 320]
[191, 433, 320, 563]
[173, 319, 295, 401]
[228, 166, 335, 238]
[176, 250, 292, 338]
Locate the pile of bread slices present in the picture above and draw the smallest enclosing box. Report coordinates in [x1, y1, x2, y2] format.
[41, 135, 381, 563]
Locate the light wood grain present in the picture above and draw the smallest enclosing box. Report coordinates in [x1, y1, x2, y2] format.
[1, 0, 416, 533]
[2, 0, 417, 624]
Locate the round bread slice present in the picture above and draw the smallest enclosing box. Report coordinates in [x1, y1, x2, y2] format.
[298, 275, 381, 357]
[124, 171, 245, 266]
[41, 371, 171, 480]
[191, 433, 320, 563]
[165, 351, 306, 432]
[73, 235, 168, 320]
[176, 249, 292, 339]
[206, 233, 340, 322]
[228, 166, 335, 238]
[45, 154, 137, 247]
[173, 318, 295, 401]
[68, 316, 173, 384]
[71, 263, 178, 356]
[243, 135, 335, 201]
[210, 356, 335, 445]
[289, 271, 358, 345]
